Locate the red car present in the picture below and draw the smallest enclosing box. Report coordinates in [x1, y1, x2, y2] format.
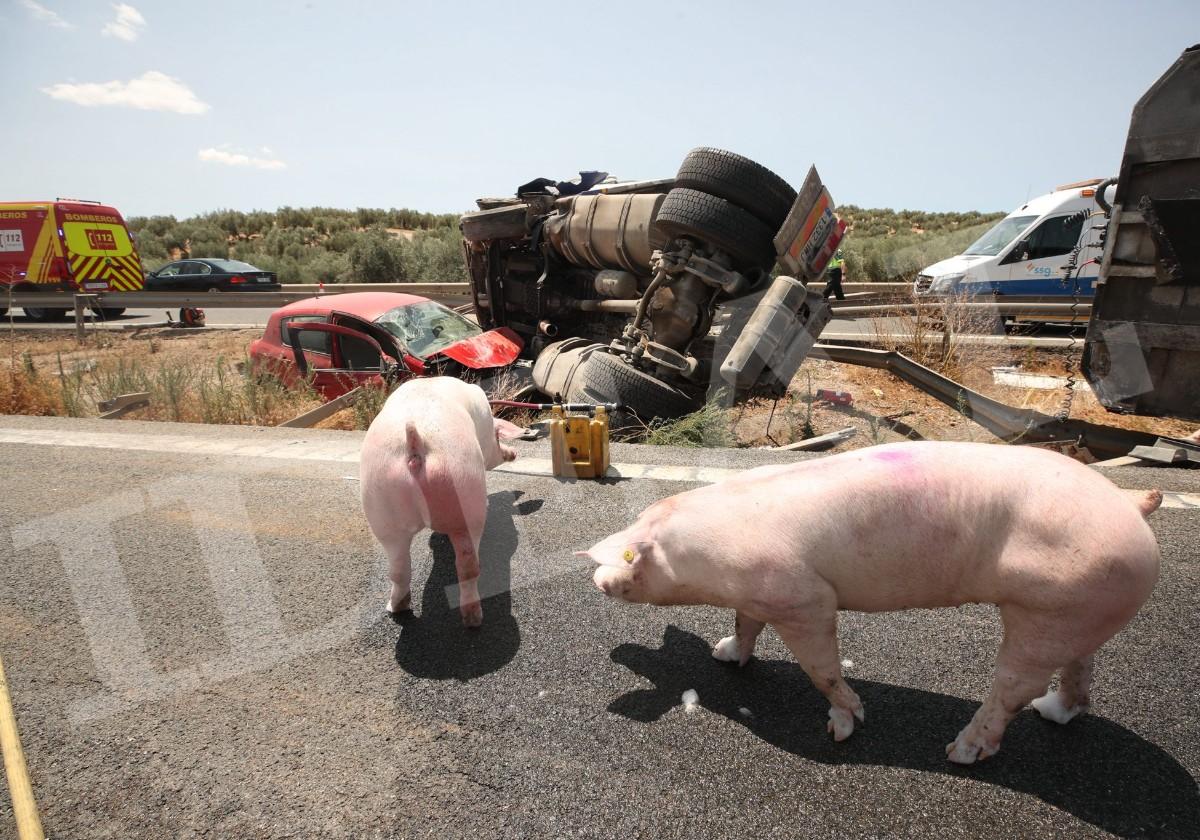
[248, 292, 523, 399]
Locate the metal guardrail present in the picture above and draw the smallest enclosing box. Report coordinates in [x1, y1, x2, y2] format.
[2, 282, 471, 310]
[2, 281, 911, 309]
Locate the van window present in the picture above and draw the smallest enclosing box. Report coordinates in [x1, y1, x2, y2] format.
[963, 215, 1037, 256]
[1019, 213, 1087, 260]
[280, 316, 330, 354]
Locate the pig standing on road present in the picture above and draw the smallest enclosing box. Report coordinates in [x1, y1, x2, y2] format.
[360, 377, 525, 627]
[580, 441, 1162, 764]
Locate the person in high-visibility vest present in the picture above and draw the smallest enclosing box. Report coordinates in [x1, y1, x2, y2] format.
[823, 250, 846, 300]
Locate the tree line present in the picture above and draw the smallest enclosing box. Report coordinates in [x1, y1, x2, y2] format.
[126, 204, 1007, 285]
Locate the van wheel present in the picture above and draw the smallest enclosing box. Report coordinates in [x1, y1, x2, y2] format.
[654, 188, 778, 272]
[674, 147, 797, 230]
[24, 308, 68, 321]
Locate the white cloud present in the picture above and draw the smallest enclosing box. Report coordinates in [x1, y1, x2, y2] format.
[21, 0, 72, 29]
[101, 4, 146, 42]
[41, 71, 209, 115]
[198, 147, 288, 171]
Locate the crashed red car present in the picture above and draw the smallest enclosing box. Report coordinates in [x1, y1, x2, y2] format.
[248, 292, 522, 399]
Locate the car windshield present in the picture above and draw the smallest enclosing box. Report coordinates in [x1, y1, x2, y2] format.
[206, 259, 263, 272]
[962, 215, 1037, 256]
[373, 302, 481, 357]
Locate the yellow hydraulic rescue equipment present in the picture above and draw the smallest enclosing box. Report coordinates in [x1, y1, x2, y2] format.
[547, 402, 612, 479]
[490, 399, 616, 479]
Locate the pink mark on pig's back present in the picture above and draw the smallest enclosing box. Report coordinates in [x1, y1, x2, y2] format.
[867, 447, 920, 475]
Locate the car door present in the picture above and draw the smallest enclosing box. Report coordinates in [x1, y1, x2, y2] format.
[273, 314, 332, 386]
[151, 261, 184, 289]
[283, 321, 411, 399]
[999, 212, 1087, 294]
[181, 260, 212, 291]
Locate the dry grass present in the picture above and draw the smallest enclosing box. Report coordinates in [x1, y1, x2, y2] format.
[3, 320, 1193, 449]
[0, 327, 333, 427]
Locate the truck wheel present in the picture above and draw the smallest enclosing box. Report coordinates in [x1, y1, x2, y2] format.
[674, 147, 797, 230]
[91, 307, 126, 319]
[578, 351, 701, 421]
[0, 307, 7, 318]
[654, 188, 778, 272]
[23, 308, 68, 321]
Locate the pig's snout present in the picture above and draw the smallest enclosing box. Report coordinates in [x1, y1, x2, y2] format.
[593, 566, 632, 600]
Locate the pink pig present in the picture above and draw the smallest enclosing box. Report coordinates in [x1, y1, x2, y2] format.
[579, 441, 1162, 764]
[360, 377, 525, 626]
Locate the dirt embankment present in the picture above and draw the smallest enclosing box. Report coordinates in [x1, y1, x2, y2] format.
[2, 327, 1194, 449]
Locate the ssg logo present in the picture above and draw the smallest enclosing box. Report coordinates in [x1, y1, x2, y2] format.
[1025, 262, 1053, 277]
[86, 228, 118, 251]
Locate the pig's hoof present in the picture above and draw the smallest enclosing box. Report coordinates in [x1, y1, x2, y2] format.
[460, 604, 483, 628]
[827, 707, 857, 741]
[946, 735, 998, 765]
[386, 592, 412, 614]
[1032, 690, 1088, 725]
[712, 636, 741, 664]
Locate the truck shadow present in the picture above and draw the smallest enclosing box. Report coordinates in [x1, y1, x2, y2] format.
[393, 490, 541, 681]
[608, 625, 1199, 840]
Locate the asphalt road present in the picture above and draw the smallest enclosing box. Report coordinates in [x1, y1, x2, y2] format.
[0, 417, 1197, 839]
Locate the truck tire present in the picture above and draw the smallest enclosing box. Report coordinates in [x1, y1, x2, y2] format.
[91, 307, 126, 319]
[654, 188, 778, 272]
[578, 351, 700, 421]
[0, 307, 6, 318]
[674, 147, 797, 230]
[23, 308, 68, 321]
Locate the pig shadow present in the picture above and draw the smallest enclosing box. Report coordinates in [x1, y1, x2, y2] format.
[393, 491, 542, 681]
[609, 625, 1199, 840]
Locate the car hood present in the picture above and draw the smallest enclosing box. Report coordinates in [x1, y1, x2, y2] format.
[425, 327, 522, 369]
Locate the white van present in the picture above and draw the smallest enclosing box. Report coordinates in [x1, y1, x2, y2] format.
[914, 179, 1116, 299]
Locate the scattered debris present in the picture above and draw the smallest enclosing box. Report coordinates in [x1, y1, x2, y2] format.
[681, 689, 699, 712]
[771, 426, 857, 452]
[815, 388, 855, 407]
[738, 707, 753, 718]
[991, 366, 1085, 391]
[97, 391, 150, 420]
[841, 658, 854, 669]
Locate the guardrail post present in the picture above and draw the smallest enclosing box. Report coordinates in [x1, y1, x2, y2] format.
[74, 294, 97, 344]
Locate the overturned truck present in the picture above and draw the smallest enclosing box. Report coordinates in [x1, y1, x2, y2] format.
[1082, 43, 1200, 423]
[460, 148, 845, 420]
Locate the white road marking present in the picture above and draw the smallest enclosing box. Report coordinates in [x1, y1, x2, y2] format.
[1, 426, 1198, 508]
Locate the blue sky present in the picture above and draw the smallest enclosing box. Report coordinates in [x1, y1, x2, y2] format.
[3, 1, 1197, 219]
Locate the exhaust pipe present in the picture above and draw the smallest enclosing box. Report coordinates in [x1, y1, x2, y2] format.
[538, 320, 559, 337]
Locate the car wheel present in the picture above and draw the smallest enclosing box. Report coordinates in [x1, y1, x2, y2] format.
[23, 308, 68, 321]
[654, 188, 778, 273]
[207, 286, 222, 293]
[577, 350, 701, 422]
[674, 147, 797, 230]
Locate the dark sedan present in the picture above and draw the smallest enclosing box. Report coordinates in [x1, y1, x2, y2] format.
[144, 259, 280, 292]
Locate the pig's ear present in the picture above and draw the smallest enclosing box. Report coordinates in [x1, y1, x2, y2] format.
[493, 418, 527, 440]
[626, 541, 653, 566]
